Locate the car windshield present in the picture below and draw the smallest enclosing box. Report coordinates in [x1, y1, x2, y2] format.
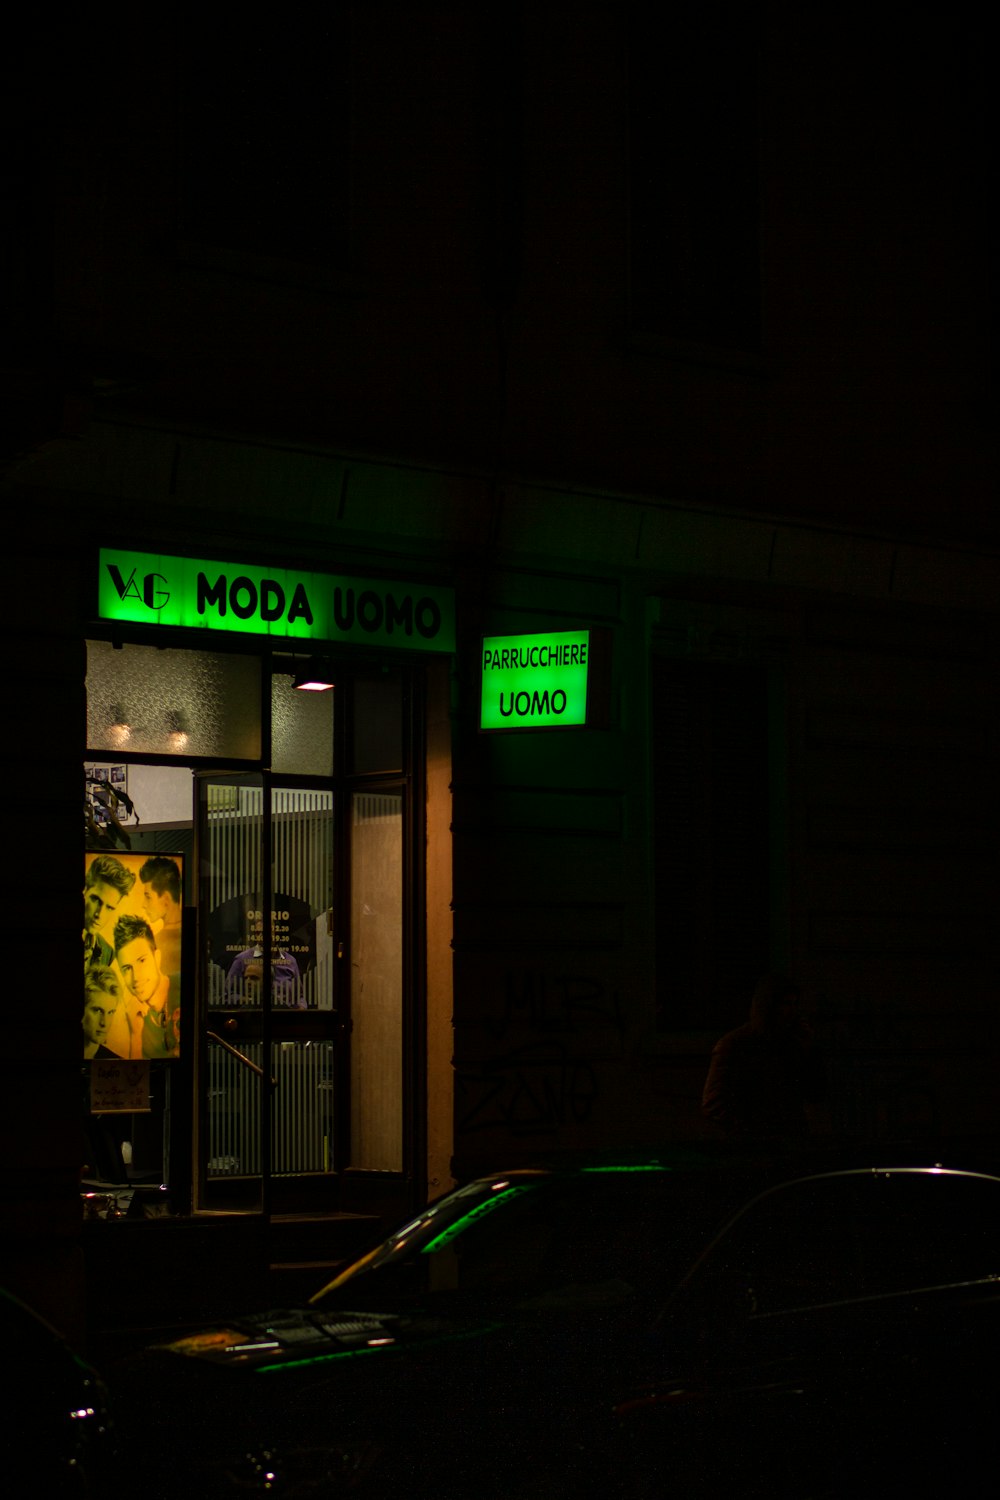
[310, 1163, 753, 1313]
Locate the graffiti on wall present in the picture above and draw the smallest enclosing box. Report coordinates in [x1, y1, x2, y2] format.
[455, 966, 628, 1140]
[476, 968, 626, 1043]
[457, 1039, 600, 1137]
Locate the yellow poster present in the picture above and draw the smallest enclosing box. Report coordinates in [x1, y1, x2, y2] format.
[83, 851, 183, 1062]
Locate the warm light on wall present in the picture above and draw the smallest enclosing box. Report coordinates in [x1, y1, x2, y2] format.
[166, 709, 189, 749]
[107, 704, 131, 747]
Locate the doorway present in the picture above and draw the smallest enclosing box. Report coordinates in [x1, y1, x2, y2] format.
[197, 773, 406, 1216]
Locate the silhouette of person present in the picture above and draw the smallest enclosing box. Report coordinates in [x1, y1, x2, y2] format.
[702, 973, 827, 1145]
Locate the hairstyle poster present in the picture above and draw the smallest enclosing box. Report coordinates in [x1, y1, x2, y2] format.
[83, 851, 183, 1062]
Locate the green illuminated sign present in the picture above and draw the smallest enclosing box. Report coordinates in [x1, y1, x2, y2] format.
[98, 549, 455, 653]
[480, 630, 590, 730]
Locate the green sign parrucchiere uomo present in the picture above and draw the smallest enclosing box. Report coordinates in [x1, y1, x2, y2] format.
[480, 631, 590, 730]
[98, 550, 456, 653]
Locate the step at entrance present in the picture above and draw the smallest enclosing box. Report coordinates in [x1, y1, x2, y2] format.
[268, 1210, 384, 1305]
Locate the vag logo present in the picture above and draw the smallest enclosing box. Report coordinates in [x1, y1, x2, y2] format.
[107, 563, 170, 610]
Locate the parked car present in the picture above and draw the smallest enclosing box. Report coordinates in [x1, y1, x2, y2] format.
[0, 1285, 116, 1496]
[102, 1150, 1000, 1499]
[605, 1162, 1000, 1496]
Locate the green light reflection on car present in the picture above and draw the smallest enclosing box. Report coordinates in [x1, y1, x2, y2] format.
[579, 1164, 672, 1173]
[420, 1185, 539, 1254]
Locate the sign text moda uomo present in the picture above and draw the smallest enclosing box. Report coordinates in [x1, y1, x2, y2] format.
[99, 550, 456, 653]
[480, 630, 590, 730]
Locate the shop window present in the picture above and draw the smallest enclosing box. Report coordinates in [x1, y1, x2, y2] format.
[651, 656, 771, 1031]
[86, 640, 261, 760]
[84, 644, 417, 1218]
[82, 774, 195, 1210]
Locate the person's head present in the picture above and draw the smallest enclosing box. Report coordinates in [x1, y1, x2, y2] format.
[83, 968, 122, 1050]
[113, 913, 162, 1006]
[139, 856, 182, 925]
[83, 855, 136, 933]
[749, 973, 802, 1035]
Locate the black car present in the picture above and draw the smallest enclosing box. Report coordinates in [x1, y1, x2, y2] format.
[103, 1151, 1000, 1499]
[607, 1163, 1000, 1496]
[0, 1285, 117, 1497]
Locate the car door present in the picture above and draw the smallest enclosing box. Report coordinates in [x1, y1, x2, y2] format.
[608, 1168, 1000, 1498]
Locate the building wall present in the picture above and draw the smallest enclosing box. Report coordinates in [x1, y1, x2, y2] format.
[2, 2, 996, 1331]
[6, 6, 991, 538]
[10, 431, 1000, 1179]
[2, 533, 89, 1342]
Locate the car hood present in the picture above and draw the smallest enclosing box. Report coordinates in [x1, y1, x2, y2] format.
[151, 1303, 506, 1372]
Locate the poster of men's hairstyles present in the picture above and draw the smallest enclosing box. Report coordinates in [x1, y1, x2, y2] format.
[83, 851, 183, 1062]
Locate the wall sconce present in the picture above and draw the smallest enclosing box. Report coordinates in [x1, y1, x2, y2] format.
[166, 709, 189, 749]
[292, 660, 336, 692]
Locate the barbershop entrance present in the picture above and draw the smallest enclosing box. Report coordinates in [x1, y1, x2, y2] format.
[84, 637, 426, 1233]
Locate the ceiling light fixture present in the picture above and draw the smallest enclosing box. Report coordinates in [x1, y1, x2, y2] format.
[292, 660, 336, 692]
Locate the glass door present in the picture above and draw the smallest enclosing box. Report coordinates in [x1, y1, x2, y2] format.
[196, 774, 339, 1213]
[269, 781, 338, 1211]
[198, 773, 266, 1213]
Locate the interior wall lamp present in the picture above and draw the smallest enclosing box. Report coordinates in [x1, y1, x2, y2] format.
[107, 703, 131, 747]
[166, 709, 189, 749]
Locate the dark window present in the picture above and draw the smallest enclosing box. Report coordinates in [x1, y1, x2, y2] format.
[627, 2, 762, 352]
[651, 656, 771, 1031]
[180, 13, 350, 268]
